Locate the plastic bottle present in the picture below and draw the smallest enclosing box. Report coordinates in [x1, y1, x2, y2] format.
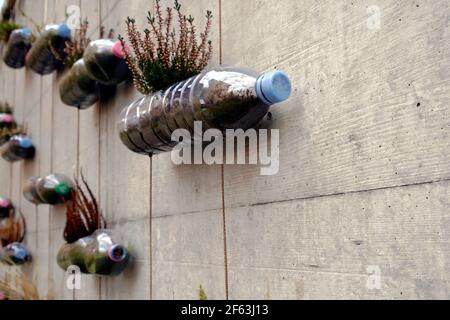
[0, 197, 13, 219]
[59, 59, 100, 108]
[3, 27, 33, 69]
[0, 126, 23, 147]
[57, 229, 129, 276]
[0, 242, 31, 265]
[0, 113, 15, 129]
[25, 24, 71, 75]
[118, 67, 292, 155]
[0, 134, 35, 162]
[23, 174, 73, 205]
[83, 39, 129, 86]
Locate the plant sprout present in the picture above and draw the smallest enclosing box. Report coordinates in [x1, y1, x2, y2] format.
[119, 0, 213, 94]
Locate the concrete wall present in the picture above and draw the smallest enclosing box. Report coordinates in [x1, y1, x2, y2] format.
[0, 0, 449, 299]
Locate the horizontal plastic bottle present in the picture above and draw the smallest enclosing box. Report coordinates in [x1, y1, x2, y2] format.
[23, 174, 73, 205]
[0, 134, 35, 162]
[57, 229, 129, 276]
[59, 59, 100, 108]
[0, 242, 31, 265]
[1, 0, 16, 21]
[25, 24, 71, 75]
[83, 39, 129, 85]
[0, 197, 13, 219]
[118, 67, 292, 155]
[3, 27, 33, 69]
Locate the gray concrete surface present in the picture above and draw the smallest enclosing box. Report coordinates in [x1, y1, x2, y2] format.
[0, 0, 449, 299]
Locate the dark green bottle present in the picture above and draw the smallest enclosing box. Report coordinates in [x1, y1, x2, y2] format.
[23, 174, 73, 205]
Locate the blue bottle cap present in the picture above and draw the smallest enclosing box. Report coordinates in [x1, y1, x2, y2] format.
[18, 137, 33, 149]
[256, 70, 292, 105]
[57, 24, 71, 39]
[17, 27, 32, 37]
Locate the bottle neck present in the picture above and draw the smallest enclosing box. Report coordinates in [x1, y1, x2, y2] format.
[54, 182, 71, 197]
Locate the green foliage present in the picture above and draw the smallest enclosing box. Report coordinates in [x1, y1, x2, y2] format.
[199, 285, 208, 300]
[0, 21, 20, 42]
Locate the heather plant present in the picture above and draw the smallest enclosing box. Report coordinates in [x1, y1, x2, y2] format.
[51, 19, 90, 68]
[119, 0, 213, 94]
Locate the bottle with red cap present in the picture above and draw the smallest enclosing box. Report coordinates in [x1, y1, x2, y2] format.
[0, 134, 35, 162]
[82, 39, 129, 86]
[3, 27, 33, 69]
[59, 59, 101, 109]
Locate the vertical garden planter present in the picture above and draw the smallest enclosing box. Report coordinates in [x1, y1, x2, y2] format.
[3, 27, 33, 69]
[0, 134, 35, 162]
[118, 68, 292, 156]
[59, 59, 101, 108]
[57, 174, 130, 276]
[25, 24, 71, 75]
[23, 173, 73, 205]
[57, 229, 129, 276]
[0, 198, 29, 266]
[83, 39, 129, 85]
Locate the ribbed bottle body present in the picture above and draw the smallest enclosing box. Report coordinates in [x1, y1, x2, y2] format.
[25, 24, 71, 75]
[0, 197, 13, 219]
[119, 67, 273, 155]
[83, 39, 128, 86]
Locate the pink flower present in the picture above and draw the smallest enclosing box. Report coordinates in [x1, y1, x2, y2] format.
[0, 292, 6, 300]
